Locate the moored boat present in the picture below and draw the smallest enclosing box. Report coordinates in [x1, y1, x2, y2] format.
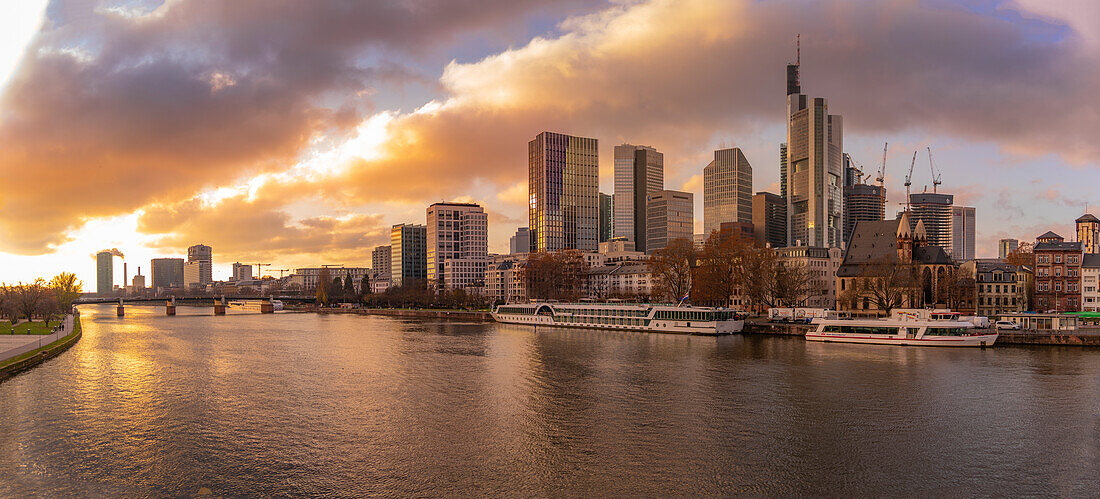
[228, 299, 284, 312]
[492, 302, 745, 335]
[806, 318, 997, 347]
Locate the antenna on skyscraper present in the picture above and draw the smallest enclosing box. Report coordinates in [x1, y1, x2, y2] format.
[797, 33, 800, 65]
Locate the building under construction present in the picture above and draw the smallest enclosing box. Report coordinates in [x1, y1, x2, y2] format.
[841, 153, 886, 246]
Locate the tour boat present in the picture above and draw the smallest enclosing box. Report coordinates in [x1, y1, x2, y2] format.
[806, 318, 998, 347]
[228, 299, 284, 312]
[492, 302, 745, 335]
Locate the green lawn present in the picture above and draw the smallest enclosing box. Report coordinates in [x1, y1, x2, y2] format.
[0, 320, 61, 335]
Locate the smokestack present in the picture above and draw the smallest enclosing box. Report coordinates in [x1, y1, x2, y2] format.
[124, 262, 128, 286]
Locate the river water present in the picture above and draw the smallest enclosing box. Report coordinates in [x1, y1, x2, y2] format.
[1, 304, 1098, 496]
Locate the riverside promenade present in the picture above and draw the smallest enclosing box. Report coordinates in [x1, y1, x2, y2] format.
[0, 314, 76, 365]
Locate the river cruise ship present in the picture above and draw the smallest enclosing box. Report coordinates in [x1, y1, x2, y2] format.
[492, 303, 745, 335]
[806, 318, 998, 347]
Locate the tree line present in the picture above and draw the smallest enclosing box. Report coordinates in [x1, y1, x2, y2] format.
[312, 268, 490, 309]
[0, 273, 82, 325]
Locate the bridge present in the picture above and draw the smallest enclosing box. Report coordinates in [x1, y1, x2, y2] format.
[74, 296, 316, 317]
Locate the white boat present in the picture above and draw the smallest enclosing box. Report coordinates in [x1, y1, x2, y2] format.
[228, 299, 284, 312]
[492, 302, 745, 335]
[806, 318, 998, 347]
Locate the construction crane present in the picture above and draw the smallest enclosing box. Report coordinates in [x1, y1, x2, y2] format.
[876, 142, 888, 202]
[249, 263, 271, 279]
[904, 150, 917, 212]
[927, 146, 942, 193]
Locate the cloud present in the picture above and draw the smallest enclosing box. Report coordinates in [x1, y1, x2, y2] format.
[137, 194, 390, 265]
[0, 0, 605, 253]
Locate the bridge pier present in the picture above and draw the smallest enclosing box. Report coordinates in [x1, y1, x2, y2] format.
[261, 298, 275, 314]
[166, 297, 176, 316]
[116, 299, 125, 317]
[214, 296, 226, 316]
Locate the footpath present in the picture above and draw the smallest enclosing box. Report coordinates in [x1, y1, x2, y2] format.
[0, 313, 81, 382]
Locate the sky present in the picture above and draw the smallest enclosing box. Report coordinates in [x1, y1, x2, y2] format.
[0, 0, 1099, 288]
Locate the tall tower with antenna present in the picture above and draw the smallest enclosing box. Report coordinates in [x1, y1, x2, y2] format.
[784, 34, 845, 248]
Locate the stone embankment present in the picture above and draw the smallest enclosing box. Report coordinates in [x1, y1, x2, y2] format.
[0, 314, 82, 383]
[311, 307, 493, 321]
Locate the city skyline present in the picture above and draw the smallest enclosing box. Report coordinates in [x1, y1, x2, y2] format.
[1, 1, 1099, 286]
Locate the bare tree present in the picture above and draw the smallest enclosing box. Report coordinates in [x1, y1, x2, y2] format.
[16, 279, 50, 322]
[316, 268, 332, 306]
[692, 230, 751, 307]
[846, 258, 919, 315]
[520, 250, 588, 301]
[772, 262, 816, 307]
[647, 237, 696, 302]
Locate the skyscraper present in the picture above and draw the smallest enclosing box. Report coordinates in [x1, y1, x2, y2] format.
[599, 192, 612, 243]
[151, 258, 184, 290]
[998, 238, 1019, 258]
[646, 190, 694, 254]
[96, 251, 113, 295]
[703, 148, 752, 236]
[529, 131, 599, 252]
[785, 56, 844, 248]
[752, 192, 786, 248]
[186, 243, 213, 286]
[509, 228, 530, 255]
[844, 156, 886, 244]
[391, 224, 427, 287]
[950, 206, 976, 261]
[909, 193, 953, 251]
[426, 202, 488, 290]
[613, 144, 663, 251]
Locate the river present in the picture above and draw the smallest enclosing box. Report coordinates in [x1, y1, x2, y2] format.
[1, 304, 1098, 496]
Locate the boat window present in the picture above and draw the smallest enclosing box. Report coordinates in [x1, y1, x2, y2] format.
[926, 327, 970, 336]
[823, 325, 898, 335]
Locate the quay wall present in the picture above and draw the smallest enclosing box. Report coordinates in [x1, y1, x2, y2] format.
[0, 317, 82, 383]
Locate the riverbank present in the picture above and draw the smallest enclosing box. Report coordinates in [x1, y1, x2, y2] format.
[312, 307, 493, 321]
[0, 314, 81, 382]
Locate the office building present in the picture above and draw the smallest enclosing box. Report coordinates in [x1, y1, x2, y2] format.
[998, 238, 1019, 259]
[785, 57, 843, 248]
[372, 245, 391, 279]
[908, 193, 954, 251]
[951, 206, 976, 261]
[599, 237, 636, 254]
[599, 192, 612, 243]
[184, 261, 213, 288]
[231, 262, 253, 282]
[645, 190, 694, 254]
[1077, 214, 1100, 254]
[1082, 254, 1100, 311]
[391, 223, 427, 287]
[427, 202, 488, 290]
[703, 148, 752, 236]
[613, 144, 663, 251]
[151, 258, 184, 290]
[779, 143, 788, 200]
[752, 192, 786, 248]
[529, 132, 599, 252]
[509, 228, 530, 255]
[186, 243, 213, 286]
[96, 251, 113, 295]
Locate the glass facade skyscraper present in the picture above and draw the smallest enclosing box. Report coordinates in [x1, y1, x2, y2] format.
[529, 132, 599, 252]
[703, 148, 752, 236]
[785, 60, 844, 248]
[613, 144, 663, 252]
